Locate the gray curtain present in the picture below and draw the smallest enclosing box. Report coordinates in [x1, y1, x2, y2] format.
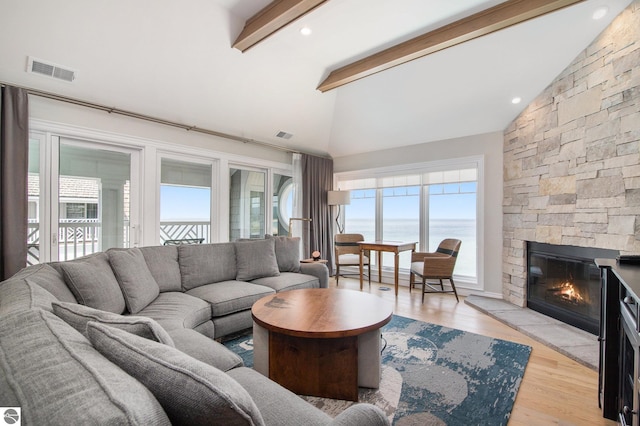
[301, 154, 334, 275]
[0, 85, 29, 280]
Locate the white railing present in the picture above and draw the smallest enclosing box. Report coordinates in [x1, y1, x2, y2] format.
[26, 220, 209, 264]
[160, 221, 209, 245]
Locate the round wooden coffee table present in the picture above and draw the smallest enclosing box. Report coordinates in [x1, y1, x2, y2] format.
[251, 288, 393, 401]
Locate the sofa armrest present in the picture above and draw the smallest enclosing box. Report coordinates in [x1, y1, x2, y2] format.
[299, 262, 329, 288]
[329, 403, 390, 426]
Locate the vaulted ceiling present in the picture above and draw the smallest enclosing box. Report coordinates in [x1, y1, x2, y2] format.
[0, 0, 633, 158]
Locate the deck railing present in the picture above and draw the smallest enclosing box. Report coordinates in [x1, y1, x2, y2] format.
[26, 220, 209, 264]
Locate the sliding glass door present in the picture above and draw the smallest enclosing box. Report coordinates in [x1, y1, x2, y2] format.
[28, 134, 140, 263]
[229, 167, 266, 240]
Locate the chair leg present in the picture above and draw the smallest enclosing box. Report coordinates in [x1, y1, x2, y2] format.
[336, 264, 340, 286]
[450, 278, 459, 302]
[367, 263, 371, 285]
[409, 272, 413, 293]
[421, 278, 426, 303]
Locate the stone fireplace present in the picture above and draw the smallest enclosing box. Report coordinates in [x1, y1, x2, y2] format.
[502, 2, 640, 309]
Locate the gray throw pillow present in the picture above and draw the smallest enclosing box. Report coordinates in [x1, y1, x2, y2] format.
[266, 235, 301, 273]
[59, 252, 126, 314]
[235, 239, 280, 281]
[52, 301, 174, 346]
[87, 322, 265, 426]
[108, 248, 160, 314]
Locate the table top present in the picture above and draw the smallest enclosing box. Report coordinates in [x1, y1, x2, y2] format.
[358, 241, 417, 251]
[252, 288, 393, 338]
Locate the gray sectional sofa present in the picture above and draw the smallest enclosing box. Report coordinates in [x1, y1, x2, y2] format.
[0, 236, 389, 425]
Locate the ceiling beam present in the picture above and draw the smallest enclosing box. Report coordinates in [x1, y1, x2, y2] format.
[317, 0, 585, 92]
[233, 0, 329, 52]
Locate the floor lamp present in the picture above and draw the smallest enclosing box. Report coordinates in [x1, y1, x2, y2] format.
[327, 190, 351, 234]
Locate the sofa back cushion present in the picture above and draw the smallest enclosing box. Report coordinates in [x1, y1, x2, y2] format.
[0, 309, 170, 425]
[139, 245, 182, 292]
[108, 248, 160, 314]
[11, 263, 77, 303]
[0, 278, 60, 317]
[87, 322, 265, 426]
[58, 252, 126, 314]
[52, 302, 174, 346]
[265, 235, 301, 273]
[179, 243, 237, 291]
[235, 239, 280, 281]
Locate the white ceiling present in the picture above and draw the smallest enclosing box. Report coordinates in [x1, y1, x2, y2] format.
[0, 0, 633, 158]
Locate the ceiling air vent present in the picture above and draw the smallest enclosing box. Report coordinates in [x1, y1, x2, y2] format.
[276, 131, 293, 140]
[27, 56, 76, 82]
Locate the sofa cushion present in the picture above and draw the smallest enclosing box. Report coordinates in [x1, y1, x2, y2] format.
[87, 322, 265, 426]
[179, 243, 237, 290]
[11, 263, 77, 303]
[169, 329, 243, 372]
[0, 278, 60, 317]
[140, 245, 182, 292]
[235, 239, 280, 281]
[251, 272, 319, 293]
[136, 292, 212, 332]
[58, 252, 126, 314]
[0, 310, 170, 425]
[227, 367, 331, 426]
[108, 248, 160, 314]
[186, 281, 275, 317]
[266, 235, 301, 273]
[52, 301, 174, 346]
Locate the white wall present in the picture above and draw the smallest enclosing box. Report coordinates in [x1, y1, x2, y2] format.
[333, 131, 504, 297]
[29, 97, 292, 165]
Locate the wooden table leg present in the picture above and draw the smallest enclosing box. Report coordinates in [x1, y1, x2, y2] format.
[359, 248, 364, 290]
[377, 251, 382, 283]
[394, 252, 399, 296]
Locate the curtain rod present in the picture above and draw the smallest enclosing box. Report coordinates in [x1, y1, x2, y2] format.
[1, 81, 307, 155]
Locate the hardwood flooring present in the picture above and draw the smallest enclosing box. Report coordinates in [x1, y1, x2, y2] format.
[332, 276, 616, 425]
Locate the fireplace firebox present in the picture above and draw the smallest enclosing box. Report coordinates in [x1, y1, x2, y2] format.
[527, 242, 618, 335]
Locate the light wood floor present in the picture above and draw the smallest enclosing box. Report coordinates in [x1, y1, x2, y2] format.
[332, 276, 616, 426]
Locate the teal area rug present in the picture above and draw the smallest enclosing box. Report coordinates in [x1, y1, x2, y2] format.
[223, 315, 531, 425]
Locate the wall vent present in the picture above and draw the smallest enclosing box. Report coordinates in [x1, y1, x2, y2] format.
[27, 57, 76, 82]
[276, 131, 293, 139]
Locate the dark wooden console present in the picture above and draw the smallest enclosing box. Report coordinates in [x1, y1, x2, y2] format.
[597, 259, 640, 425]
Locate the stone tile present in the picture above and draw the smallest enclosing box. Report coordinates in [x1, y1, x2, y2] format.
[465, 295, 598, 370]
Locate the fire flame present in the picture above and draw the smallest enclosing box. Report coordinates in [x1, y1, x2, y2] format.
[557, 282, 584, 303]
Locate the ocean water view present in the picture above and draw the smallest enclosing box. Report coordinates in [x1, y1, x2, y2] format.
[345, 218, 476, 278]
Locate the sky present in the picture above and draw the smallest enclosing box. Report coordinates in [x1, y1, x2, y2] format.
[160, 183, 476, 222]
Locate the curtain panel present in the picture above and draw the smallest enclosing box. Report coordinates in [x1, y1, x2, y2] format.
[301, 154, 334, 275]
[0, 85, 29, 280]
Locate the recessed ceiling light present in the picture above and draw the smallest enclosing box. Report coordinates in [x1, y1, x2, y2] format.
[512, 97, 522, 104]
[300, 27, 312, 36]
[592, 6, 608, 20]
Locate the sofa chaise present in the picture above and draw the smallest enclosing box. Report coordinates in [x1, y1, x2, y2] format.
[0, 236, 389, 425]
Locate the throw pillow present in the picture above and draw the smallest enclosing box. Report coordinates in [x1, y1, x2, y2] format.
[52, 302, 174, 346]
[265, 235, 301, 273]
[86, 322, 265, 426]
[235, 238, 280, 281]
[108, 248, 160, 314]
[58, 252, 126, 314]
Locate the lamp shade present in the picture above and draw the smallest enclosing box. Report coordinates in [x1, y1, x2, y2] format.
[327, 190, 351, 206]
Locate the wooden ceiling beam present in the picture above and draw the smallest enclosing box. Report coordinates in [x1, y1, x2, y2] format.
[233, 0, 329, 52]
[317, 0, 585, 92]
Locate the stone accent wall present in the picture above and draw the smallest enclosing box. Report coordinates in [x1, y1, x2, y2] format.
[503, 1, 640, 306]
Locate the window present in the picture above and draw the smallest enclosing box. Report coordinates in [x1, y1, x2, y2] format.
[273, 174, 293, 236]
[229, 167, 266, 240]
[160, 158, 212, 244]
[338, 159, 480, 282]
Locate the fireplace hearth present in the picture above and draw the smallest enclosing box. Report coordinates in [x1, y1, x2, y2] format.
[527, 242, 618, 335]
